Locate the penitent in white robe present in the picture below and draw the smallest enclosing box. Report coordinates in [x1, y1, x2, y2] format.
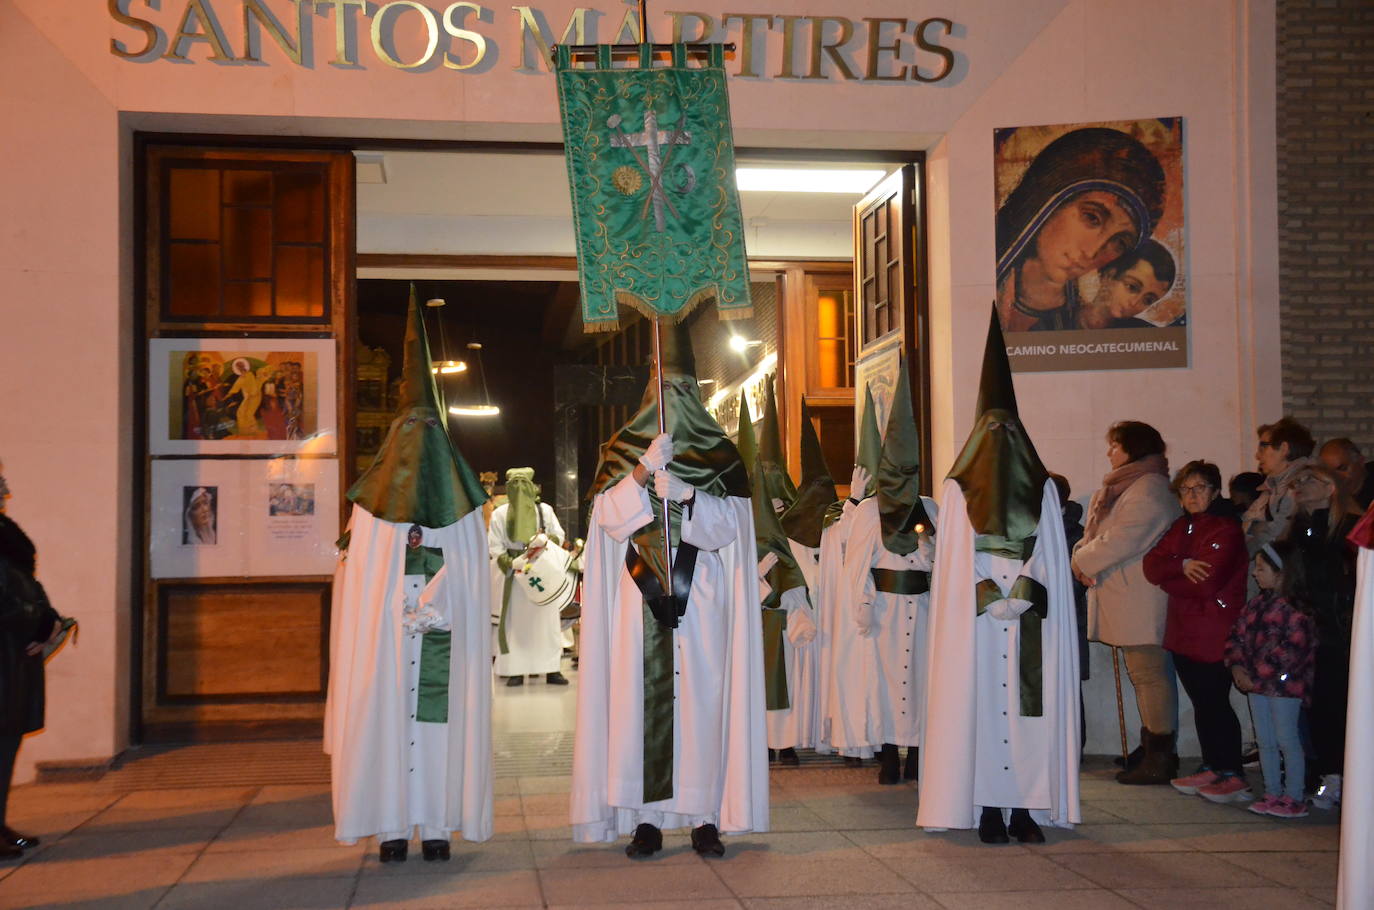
[489, 502, 566, 677]
[326, 506, 493, 844]
[1338, 544, 1374, 909]
[839, 496, 938, 750]
[764, 580, 820, 750]
[917, 479, 1079, 831]
[788, 539, 826, 750]
[818, 500, 875, 758]
[571, 475, 769, 841]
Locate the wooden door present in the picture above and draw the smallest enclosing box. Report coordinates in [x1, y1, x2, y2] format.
[852, 164, 931, 491]
[138, 144, 354, 741]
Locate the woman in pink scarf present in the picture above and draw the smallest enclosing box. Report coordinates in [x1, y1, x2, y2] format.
[1072, 421, 1181, 785]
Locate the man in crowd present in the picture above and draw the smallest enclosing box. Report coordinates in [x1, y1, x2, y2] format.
[571, 324, 767, 859]
[1319, 437, 1374, 510]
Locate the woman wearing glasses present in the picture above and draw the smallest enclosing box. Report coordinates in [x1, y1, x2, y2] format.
[1143, 461, 1250, 800]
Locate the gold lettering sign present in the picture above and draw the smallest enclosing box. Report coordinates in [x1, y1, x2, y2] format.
[106, 0, 962, 83]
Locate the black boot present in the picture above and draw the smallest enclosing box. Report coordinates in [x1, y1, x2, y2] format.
[843, 756, 863, 768]
[1008, 808, 1044, 843]
[379, 839, 408, 862]
[625, 823, 662, 858]
[0, 827, 39, 850]
[877, 743, 901, 785]
[978, 807, 1009, 844]
[768, 748, 778, 762]
[691, 823, 725, 857]
[545, 672, 570, 685]
[505, 675, 524, 687]
[1117, 729, 1175, 785]
[421, 839, 451, 861]
[903, 747, 919, 781]
[778, 747, 800, 766]
[1113, 728, 1146, 770]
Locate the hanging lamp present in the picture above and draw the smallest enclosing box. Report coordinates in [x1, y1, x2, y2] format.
[425, 298, 467, 375]
[449, 341, 500, 417]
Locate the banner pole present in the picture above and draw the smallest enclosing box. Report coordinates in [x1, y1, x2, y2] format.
[652, 316, 674, 597]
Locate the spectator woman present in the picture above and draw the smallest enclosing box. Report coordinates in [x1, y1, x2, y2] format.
[1143, 461, 1249, 800]
[0, 460, 63, 858]
[1288, 462, 1364, 809]
[1073, 421, 1180, 784]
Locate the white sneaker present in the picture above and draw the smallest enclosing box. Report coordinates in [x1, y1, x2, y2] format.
[1310, 773, 1342, 810]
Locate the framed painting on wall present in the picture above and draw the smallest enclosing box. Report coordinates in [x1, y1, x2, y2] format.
[149, 338, 337, 455]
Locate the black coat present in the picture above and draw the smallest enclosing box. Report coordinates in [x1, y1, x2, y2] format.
[0, 514, 58, 736]
[1288, 508, 1359, 649]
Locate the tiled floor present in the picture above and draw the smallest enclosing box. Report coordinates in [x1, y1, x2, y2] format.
[0, 663, 1342, 909]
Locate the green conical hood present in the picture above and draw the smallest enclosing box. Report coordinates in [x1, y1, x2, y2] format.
[743, 389, 806, 606]
[348, 286, 487, 527]
[505, 467, 539, 545]
[735, 391, 758, 474]
[589, 320, 749, 500]
[876, 357, 931, 555]
[780, 401, 838, 548]
[756, 374, 798, 514]
[855, 383, 883, 497]
[947, 305, 1048, 558]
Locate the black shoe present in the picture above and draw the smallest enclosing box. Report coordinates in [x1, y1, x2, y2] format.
[421, 839, 451, 861]
[778, 747, 800, 766]
[903, 747, 919, 781]
[877, 743, 900, 785]
[379, 839, 408, 862]
[843, 756, 863, 768]
[0, 827, 39, 850]
[978, 807, 1009, 844]
[625, 823, 662, 859]
[1008, 809, 1045, 844]
[0, 842, 21, 860]
[505, 676, 524, 687]
[768, 748, 778, 762]
[690, 823, 725, 857]
[545, 672, 570, 685]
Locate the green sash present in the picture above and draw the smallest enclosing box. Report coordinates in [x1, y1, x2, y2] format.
[871, 568, 930, 596]
[975, 576, 1049, 717]
[632, 510, 683, 804]
[416, 631, 451, 723]
[496, 547, 522, 655]
[761, 607, 790, 711]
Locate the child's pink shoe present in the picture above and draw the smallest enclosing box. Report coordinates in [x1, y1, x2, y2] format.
[1172, 767, 1219, 795]
[1247, 794, 1282, 816]
[1198, 774, 1253, 803]
[1267, 796, 1309, 819]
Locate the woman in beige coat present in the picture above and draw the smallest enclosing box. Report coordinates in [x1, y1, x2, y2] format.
[1072, 421, 1181, 784]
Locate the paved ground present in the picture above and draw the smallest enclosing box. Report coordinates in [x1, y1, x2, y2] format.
[0, 756, 1342, 909]
[0, 666, 1343, 909]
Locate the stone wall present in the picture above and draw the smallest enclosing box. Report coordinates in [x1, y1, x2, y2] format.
[1278, 0, 1374, 451]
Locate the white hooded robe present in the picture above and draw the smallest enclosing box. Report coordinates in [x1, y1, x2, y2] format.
[1339, 542, 1373, 908]
[571, 475, 769, 840]
[489, 501, 567, 677]
[917, 479, 1079, 831]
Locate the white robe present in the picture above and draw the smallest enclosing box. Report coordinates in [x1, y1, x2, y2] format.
[1339, 544, 1374, 909]
[818, 500, 875, 757]
[326, 506, 493, 843]
[918, 479, 1079, 831]
[839, 497, 938, 749]
[764, 580, 819, 750]
[789, 539, 827, 750]
[571, 475, 769, 841]
[489, 502, 566, 676]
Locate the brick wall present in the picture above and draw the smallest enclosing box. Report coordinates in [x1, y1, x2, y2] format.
[1277, 0, 1374, 453]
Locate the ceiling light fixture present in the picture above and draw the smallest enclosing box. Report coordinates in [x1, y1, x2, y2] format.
[729, 335, 763, 353]
[735, 167, 886, 194]
[449, 341, 500, 418]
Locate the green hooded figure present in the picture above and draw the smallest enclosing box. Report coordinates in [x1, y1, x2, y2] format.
[856, 383, 883, 497]
[946, 307, 1050, 560]
[875, 357, 932, 557]
[756, 374, 798, 514]
[780, 402, 838, 549]
[348, 286, 487, 528]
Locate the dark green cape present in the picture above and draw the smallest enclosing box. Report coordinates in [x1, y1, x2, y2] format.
[756, 374, 798, 512]
[780, 401, 838, 548]
[737, 391, 807, 608]
[946, 306, 1049, 558]
[856, 383, 883, 497]
[348, 286, 487, 527]
[875, 357, 931, 556]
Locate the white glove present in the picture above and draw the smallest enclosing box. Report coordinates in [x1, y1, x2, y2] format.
[787, 605, 818, 645]
[855, 601, 875, 637]
[757, 551, 779, 580]
[653, 470, 695, 502]
[512, 554, 528, 574]
[850, 465, 871, 497]
[528, 532, 549, 551]
[639, 433, 674, 472]
[771, 498, 786, 514]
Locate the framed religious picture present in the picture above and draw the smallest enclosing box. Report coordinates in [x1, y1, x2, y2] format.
[993, 117, 1187, 372]
[149, 338, 337, 455]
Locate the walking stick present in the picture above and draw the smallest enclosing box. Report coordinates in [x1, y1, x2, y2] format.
[651, 317, 673, 597]
[1111, 645, 1129, 765]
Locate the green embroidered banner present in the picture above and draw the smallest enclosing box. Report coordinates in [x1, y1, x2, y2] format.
[555, 43, 752, 333]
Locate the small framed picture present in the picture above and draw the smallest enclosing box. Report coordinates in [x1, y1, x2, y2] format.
[149, 338, 337, 455]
